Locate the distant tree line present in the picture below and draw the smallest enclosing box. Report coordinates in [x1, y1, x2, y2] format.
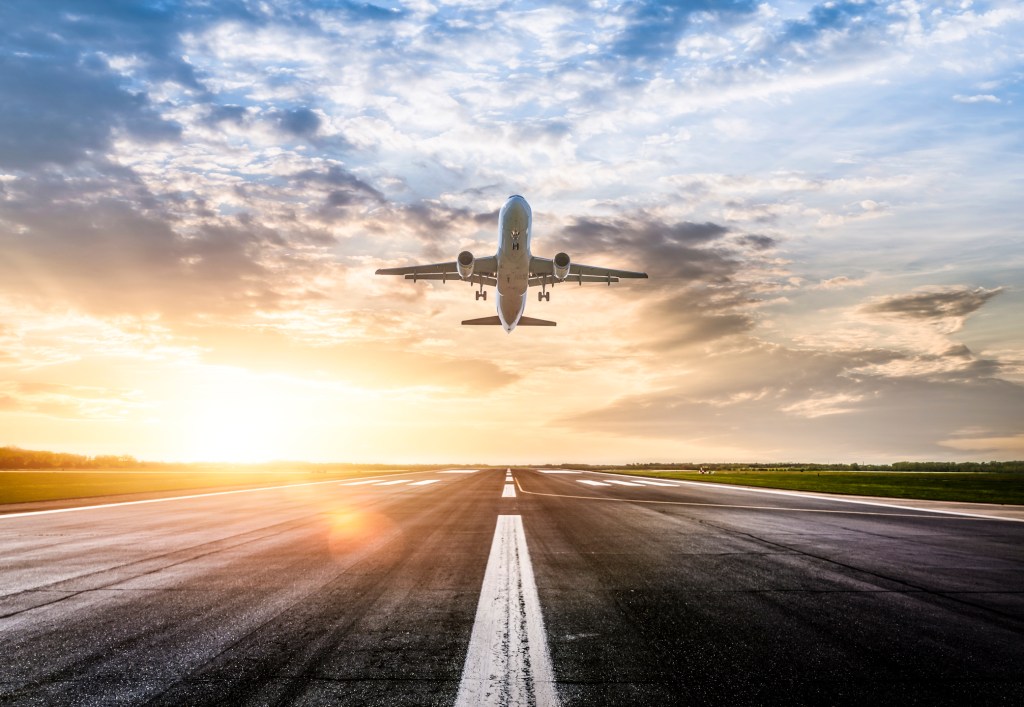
[0, 447, 146, 470]
[0, 447, 483, 472]
[3, 446, 1021, 472]
[615, 461, 1024, 473]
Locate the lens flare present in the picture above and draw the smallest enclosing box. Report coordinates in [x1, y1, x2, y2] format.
[325, 507, 399, 559]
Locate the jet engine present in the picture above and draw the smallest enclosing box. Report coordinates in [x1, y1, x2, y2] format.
[553, 252, 571, 281]
[457, 250, 474, 280]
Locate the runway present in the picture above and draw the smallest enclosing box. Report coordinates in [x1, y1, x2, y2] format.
[1, 469, 1022, 705]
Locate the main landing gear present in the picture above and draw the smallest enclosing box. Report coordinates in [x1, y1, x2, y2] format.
[475, 283, 487, 301]
[538, 290, 550, 302]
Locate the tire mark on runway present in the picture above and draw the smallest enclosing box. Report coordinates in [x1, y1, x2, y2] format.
[138, 472, 500, 706]
[0, 480, 473, 706]
[0, 513, 330, 621]
[696, 517, 1024, 632]
[514, 480, 999, 520]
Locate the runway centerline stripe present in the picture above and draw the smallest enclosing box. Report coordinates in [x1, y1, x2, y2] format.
[578, 480, 611, 487]
[502, 484, 517, 498]
[373, 480, 411, 486]
[606, 480, 643, 486]
[409, 480, 441, 486]
[456, 515, 559, 707]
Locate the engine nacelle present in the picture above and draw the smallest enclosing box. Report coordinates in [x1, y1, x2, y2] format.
[553, 252, 571, 281]
[457, 250, 475, 280]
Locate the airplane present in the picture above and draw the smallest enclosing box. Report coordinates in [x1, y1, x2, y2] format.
[375, 195, 648, 332]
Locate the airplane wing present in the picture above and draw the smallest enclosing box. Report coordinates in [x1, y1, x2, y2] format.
[529, 256, 648, 286]
[376, 256, 497, 284]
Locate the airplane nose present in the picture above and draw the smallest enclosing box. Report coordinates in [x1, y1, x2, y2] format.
[502, 195, 530, 222]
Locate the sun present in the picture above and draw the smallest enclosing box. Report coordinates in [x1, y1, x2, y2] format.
[177, 370, 307, 463]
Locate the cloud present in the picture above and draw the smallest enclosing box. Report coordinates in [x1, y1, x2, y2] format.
[560, 344, 1024, 460]
[0, 176, 336, 319]
[0, 1, 222, 170]
[558, 215, 736, 280]
[275, 107, 322, 137]
[0, 381, 143, 421]
[940, 434, 1024, 455]
[611, 0, 757, 62]
[736, 234, 776, 250]
[195, 325, 518, 393]
[813, 276, 864, 290]
[860, 287, 1002, 329]
[0, 55, 181, 170]
[953, 94, 1001, 104]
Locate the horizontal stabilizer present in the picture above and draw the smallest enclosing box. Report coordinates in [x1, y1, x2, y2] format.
[461, 315, 557, 327]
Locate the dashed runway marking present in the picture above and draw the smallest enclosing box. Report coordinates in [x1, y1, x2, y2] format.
[502, 484, 517, 498]
[578, 480, 611, 487]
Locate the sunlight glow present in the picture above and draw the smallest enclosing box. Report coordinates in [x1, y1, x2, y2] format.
[178, 371, 309, 463]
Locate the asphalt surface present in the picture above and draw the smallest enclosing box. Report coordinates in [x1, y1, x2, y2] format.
[1, 469, 1023, 706]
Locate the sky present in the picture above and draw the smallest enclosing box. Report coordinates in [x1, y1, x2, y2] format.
[1, 0, 1022, 464]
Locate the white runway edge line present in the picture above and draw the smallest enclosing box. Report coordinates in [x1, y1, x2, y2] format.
[0, 476, 369, 520]
[456, 515, 559, 707]
[580, 470, 1024, 523]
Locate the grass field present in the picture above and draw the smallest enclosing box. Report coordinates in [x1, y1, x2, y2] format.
[0, 468, 390, 506]
[608, 470, 1024, 505]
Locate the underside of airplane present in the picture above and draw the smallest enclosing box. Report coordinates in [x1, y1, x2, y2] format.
[375, 196, 648, 332]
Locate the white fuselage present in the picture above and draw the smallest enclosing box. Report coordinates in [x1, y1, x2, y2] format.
[495, 195, 533, 332]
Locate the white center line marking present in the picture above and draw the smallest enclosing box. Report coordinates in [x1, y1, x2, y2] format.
[605, 480, 643, 486]
[409, 480, 441, 486]
[456, 515, 559, 707]
[578, 480, 611, 487]
[502, 484, 517, 498]
[373, 479, 411, 486]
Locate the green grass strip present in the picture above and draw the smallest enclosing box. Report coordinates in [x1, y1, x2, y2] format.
[0, 469, 374, 505]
